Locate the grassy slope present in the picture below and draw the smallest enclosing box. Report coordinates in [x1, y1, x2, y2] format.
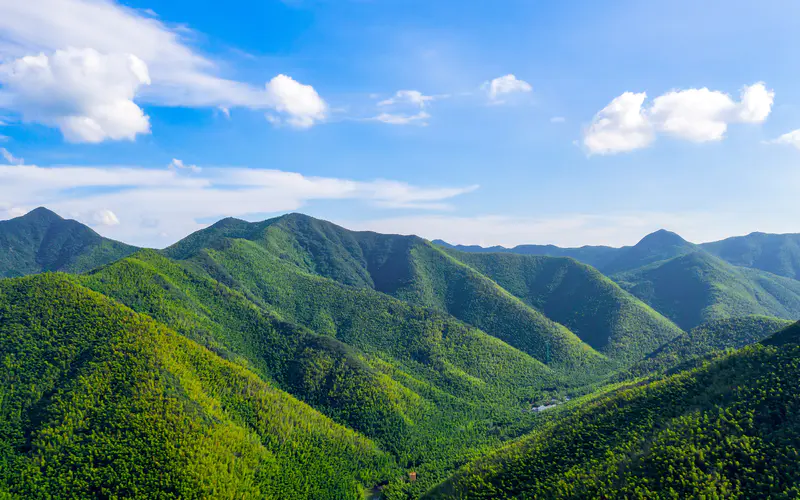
[428, 340, 800, 499]
[0, 274, 395, 499]
[614, 251, 800, 330]
[628, 315, 793, 376]
[0, 208, 137, 278]
[442, 250, 684, 362]
[702, 232, 800, 280]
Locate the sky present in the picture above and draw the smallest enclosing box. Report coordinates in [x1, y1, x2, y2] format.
[1, 0, 800, 248]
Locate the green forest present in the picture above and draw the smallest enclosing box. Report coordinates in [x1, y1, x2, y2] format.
[1, 208, 800, 499]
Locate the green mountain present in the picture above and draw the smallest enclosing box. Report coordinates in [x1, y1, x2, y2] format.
[701, 232, 800, 280]
[428, 337, 800, 499]
[439, 250, 683, 362]
[0, 274, 396, 499]
[600, 229, 697, 275]
[614, 250, 800, 330]
[0, 208, 137, 278]
[762, 320, 800, 347]
[628, 315, 793, 376]
[433, 240, 621, 270]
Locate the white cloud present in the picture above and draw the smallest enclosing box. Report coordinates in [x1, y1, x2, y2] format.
[91, 208, 119, 226]
[485, 74, 532, 102]
[766, 129, 800, 150]
[584, 83, 774, 154]
[0, 163, 477, 245]
[264, 74, 327, 128]
[550, 116, 566, 124]
[0, 0, 328, 136]
[0, 48, 151, 143]
[583, 92, 653, 155]
[374, 111, 430, 126]
[168, 158, 201, 172]
[378, 90, 435, 108]
[0, 147, 23, 165]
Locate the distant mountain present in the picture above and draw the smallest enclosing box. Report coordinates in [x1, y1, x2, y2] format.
[429, 335, 800, 499]
[600, 229, 697, 275]
[701, 232, 800, 280]
[432, 239, 621, 270]
[0, 207, 137, 277]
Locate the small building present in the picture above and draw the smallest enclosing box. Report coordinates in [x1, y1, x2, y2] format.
[409, 471, 417, 482]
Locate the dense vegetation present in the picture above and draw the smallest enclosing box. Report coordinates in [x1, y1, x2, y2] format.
[0, 274, 395, 499]
[0, 208, 137, 278]
[429, 340, 800, 499]
[1, 209, 799, 499]
[702, 232, 800, 280]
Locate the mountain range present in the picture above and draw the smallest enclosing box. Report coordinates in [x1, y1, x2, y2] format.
[1, 207, 799, 499]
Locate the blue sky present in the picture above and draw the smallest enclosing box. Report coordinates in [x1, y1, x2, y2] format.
[1, 0, 799, 247]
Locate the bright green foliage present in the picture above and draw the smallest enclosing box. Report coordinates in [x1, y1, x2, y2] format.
[0, 208, 137, 278]
[0, 274, 395, 499]
[628, 315, 793, 375]
[429, 342, 800, 499]
[442, 250, 683, 361]
[702, 232, 800, 280]
[614, 250, 800, 330]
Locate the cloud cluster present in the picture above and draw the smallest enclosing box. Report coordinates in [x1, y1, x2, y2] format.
[0, 0, 328, 139]
[583, 83, 774, 155]
[0, 48, 151, 143]
[0, 163, 477, 245]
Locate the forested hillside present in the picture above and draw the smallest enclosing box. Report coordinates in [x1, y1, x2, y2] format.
[429, 338, 800, 499]
[701, 232, 800, 280]
[0, 208, 137, 278]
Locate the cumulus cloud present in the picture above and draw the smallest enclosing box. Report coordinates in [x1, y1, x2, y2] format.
[264, 74, 327, 128]
[0, 1, 329, 137]
[168, 158, 201, 172]
[0, 48, 151, 143]
[584, 83, 774, 155]
[374, 111, 430, 126]
[0, 163, 477, 245]
[583, 92, 653, 155]
[378, 90, 435, 108]
[485, 74, 532, 102]
[0, 147, 23, 165]
[91, 208, 119, 226]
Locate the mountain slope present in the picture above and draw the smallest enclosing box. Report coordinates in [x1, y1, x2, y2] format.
[702, 232, 800, 280]
[428, 339, 800, 499]
[762, 320, 800, 347]
[614, 250, 800, 330]
[0, 208, 137, 278]
[433, 240, 621, 270]
[0, 274, 395, 499]
[628, 315, 793, 375]
[440, 250, 684, 362]
[600, 229, 697, 275]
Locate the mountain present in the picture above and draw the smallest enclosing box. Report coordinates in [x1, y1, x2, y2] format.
[600, 229, 697, 275]
[0, 274, 396, 499]
[614, 250, 800, 330]
[762, 320, 800, 347]
[0, 207, 137, 278]
[428, 336, 800, 499]
[432, 239, 621, 270]
[627, 315, 793, 376]
[701, 232, 800, 280]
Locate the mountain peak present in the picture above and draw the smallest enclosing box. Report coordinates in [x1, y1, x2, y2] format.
[636, 229, 690, 249]
[19, 207, 63, 222]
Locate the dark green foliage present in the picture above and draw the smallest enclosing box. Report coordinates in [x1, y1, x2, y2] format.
[429, 343, 800, 499]
[702, 232, 800, 280]
[0, 208, 137, 278]
[615, 251, 800, 330]
[628, 316, 793, 375]
[762, 321, 800, 347]
[0, 274, 395, 499]
[443, 250, 683, 362]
